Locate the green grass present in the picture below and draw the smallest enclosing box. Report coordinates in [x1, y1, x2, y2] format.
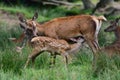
[0, 3, 82, 22]
[0, 2, 95, 22]
[0, 3, 120, 80]
[0, 3, 66, 22]
[0, 24, 120, 80]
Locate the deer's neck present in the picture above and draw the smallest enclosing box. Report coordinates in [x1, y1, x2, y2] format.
[68, 42, 82, 54]
[114, 27, 120, 41]
[36, 22, 45, 36]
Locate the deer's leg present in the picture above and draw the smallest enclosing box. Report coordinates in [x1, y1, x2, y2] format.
[61, 51, 69, 68]
[49, 52, 56, 68]
[9, 33, 25, 43]
[95, 36, 101, 50]
[15, 35, 28, 53]
[49, 54, 53, 67]
[17, 33, 25, 43]
[24, 48, 41, 68]
[64, 54, 69, 68]
[19, 35, 28, 49]
[93, 39, 100, 51]
[85, 38, 99, 70]
[53, 54, 56, 65]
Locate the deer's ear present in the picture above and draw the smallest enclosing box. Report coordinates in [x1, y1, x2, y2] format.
[32, 11, 38, 20]
[18, 15, 26, 23]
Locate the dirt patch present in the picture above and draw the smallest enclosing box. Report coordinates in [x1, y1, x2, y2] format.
[0, 10, 19, 29]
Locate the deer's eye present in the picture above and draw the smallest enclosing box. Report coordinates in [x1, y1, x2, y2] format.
[32, 21, 36, 27]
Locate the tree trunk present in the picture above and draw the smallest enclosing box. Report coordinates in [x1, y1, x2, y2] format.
[114, 0, 120, 1]
[67, 0, 74, 2]
[99, 0, 114, 5]
[81, 0, 94, 9]
[91, 0, 115, 14]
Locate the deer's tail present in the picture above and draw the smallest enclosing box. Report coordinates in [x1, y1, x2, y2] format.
[97, 16, 107, 21]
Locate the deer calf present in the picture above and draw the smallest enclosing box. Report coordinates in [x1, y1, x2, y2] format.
[24, 36, 84, 68]
[102, 18, 120, 57]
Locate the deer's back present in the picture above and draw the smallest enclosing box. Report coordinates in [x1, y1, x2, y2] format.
[40, 15, 96, 39]
[102, 42, 120, 56]
[31, 36, 70, 51]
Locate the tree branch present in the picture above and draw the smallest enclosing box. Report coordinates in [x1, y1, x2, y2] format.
[42, 0, 81, 9]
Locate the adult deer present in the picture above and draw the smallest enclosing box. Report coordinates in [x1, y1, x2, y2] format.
[17, 12, 107, 67]
[103, 18, 120, 57]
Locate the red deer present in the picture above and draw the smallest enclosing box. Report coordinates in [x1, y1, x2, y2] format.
[103, 18, 120, 57]
[24, 36, 84, 68]
[15, 12, 107, 67]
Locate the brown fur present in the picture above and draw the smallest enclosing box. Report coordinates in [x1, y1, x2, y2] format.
[35, 15, 106, 39]
[15, 15, 106, 43]
[15, 14, 107, 67]
[24, 36, 84, 68]
[103, 18, 120, 57]
[29, 15, 106, 67]
[15, 14, 107, 69]
[9, 33, 25, 43]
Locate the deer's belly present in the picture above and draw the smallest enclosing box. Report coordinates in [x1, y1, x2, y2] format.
[58, 32, 82, 39]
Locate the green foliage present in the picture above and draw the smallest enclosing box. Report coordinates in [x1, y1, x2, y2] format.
[0, 2, 120, 80]
[0, 27, 119, 80]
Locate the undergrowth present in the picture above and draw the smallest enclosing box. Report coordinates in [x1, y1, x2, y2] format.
[0, 2, 120, 80]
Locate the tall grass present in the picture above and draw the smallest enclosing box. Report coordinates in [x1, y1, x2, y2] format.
[0, 3, 78, 22]
[0, 3, 120, 80]
[0, 24, 120, 80]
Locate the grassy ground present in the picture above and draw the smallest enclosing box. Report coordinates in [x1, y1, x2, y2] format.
[0, 3, 120, 80]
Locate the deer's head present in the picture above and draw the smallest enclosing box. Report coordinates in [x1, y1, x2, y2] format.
[18, 12, 38, 37]
[70, 36, 85, 44]
[104, 18, 120, 32]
